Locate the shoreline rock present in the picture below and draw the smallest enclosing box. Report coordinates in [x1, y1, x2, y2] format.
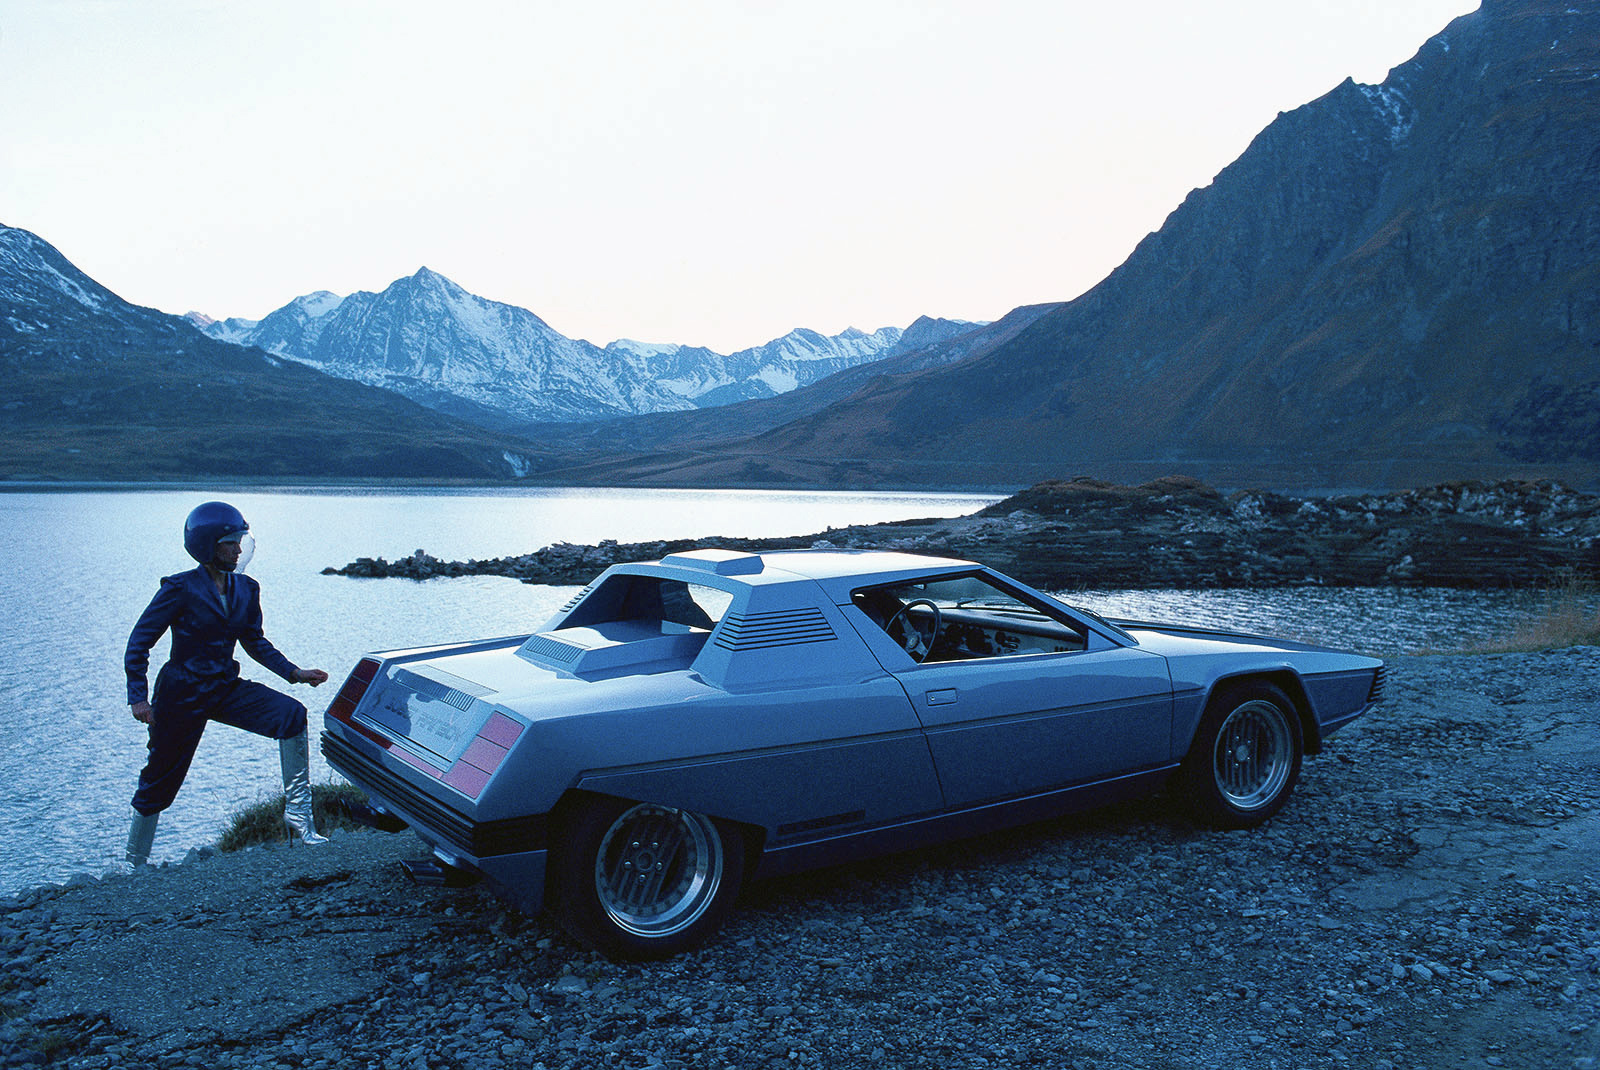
[324, 475, 1600, 590]
[3, 650, 1596, 1068]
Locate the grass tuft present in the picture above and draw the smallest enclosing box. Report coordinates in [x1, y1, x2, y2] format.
[216, 783, 375, 852]
[1463, 573, 1600, 653]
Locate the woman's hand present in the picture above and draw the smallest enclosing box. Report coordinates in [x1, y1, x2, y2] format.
[292, 668, 329, 687]
[131, 700, 152, 724]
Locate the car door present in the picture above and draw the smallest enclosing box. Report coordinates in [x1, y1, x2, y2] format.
[894, 643, 1173, 808]
[846, 574, 1174, 810]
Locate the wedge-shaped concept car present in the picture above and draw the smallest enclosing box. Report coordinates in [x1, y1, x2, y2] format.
[322, 549, 1383, 958]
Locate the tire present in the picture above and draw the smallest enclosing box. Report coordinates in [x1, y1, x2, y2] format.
[550, 796, 745, 960]
[1179, 682, 1303, 829]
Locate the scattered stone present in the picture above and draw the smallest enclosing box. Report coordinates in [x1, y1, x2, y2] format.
[2, 652, 1597, 1069]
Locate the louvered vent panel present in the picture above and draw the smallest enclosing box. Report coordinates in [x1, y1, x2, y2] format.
[1367, 666, 1388, 706]
[519, 634, 584, 664]
[714, 608, 836, 651]
[393, 669, 478, 712]
[560, 585, 593, 613]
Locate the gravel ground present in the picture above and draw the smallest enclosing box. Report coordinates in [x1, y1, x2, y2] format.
[2, 649, 1597, 1070]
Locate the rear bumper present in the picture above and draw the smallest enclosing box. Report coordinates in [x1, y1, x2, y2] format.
[321, 729, 551, 912]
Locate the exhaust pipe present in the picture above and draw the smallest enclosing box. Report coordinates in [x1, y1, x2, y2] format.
[334, 797, 410, 834]
[401, 857, 480, 888]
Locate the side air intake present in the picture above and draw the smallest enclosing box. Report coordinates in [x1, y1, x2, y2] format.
[1367, 665, 1388, 706]
[714, 608, 837, 652]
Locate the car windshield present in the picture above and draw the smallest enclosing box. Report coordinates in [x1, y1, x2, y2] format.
[1067, 603, 1136, 643]
[869, 575, 1049, 618]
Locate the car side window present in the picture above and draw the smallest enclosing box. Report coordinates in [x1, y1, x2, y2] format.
[852, 573, 1087, 663]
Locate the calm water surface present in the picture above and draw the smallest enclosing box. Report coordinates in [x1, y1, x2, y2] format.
[0, 486, 995, 892]
[0, 486, 1536, 893]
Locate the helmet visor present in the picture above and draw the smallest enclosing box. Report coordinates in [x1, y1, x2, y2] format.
[215, 531, 256, 573]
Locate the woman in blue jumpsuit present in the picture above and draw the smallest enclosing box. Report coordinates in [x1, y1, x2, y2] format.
[124, 502, 330, 865]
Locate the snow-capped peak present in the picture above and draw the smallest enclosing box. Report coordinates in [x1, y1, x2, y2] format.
[193, 268, 981, 424]
[607, 338, 684, 358]
[291, 290, 345, 318]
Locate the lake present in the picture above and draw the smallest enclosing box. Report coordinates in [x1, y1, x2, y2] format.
[0, 485, 1531, 894]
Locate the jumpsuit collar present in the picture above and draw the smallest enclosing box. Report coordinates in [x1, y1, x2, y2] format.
[201, 566, 233, 619]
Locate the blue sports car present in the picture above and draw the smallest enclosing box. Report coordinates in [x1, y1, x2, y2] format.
[322, 549, 1383, 958]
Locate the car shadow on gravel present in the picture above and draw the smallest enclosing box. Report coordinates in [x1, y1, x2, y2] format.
[738, 790, 1181, 914]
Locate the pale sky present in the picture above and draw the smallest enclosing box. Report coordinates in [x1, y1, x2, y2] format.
[2, 0, 1477, 353]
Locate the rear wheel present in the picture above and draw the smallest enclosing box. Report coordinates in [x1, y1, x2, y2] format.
[550, 796, 744, 960]
[1179, 682, 1303, 829]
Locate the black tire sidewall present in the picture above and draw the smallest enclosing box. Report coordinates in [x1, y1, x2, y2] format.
[549, 795, 745, 960]
[1180, 681, 1304, 830]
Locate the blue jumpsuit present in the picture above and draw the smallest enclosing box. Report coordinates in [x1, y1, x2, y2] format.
[124, 567, 308, 815]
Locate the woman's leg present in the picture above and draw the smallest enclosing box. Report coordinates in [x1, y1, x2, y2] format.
[210, 680, 326, 844]
[127, 709, 209, 864]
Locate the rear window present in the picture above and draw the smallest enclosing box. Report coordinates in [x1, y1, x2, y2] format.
[562, 575, 733, 632]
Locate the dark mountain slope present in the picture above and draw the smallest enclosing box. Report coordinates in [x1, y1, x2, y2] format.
[597, 0, 1599, 490]
[0, 226, 547, 481]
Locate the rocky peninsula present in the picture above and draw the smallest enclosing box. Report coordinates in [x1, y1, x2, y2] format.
[324, 477, 1600, 591]
[2, 650, 1597, 1068]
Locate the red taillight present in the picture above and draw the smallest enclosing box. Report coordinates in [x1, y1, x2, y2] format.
[323, 659, 526, 802]
[442, 713, 525, 799]
[326, 657, 381, 723]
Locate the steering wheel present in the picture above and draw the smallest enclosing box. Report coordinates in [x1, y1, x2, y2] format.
[885, 598, 943, 663]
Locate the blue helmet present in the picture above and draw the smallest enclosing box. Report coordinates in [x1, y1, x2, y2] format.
[183, 501, 250, 565]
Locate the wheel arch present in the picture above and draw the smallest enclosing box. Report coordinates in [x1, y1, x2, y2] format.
[546, 787, 767, 897]
[1201, 670, 1322, 756]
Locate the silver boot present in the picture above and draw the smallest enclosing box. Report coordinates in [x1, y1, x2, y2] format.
[280, 731, 329, 845]
[126, 808, 159, 866]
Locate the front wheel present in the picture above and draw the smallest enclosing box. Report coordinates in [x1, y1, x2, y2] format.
[550, 796, 745, 960]
[1179, 682, 1303, 829]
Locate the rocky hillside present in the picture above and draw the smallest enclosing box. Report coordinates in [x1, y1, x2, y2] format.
[584, 0, 1600, 492]
[325, 476, 1600, 591]
[0, 226, 547, 481]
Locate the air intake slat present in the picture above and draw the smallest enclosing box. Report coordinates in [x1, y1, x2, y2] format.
[715, 608, 836, 651]
[393, 668, 480, 712]
[519, 634, 584, 664]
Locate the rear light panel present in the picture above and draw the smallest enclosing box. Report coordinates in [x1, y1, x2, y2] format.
[324, 659, 523, 801]
[326, 657, 381, 724]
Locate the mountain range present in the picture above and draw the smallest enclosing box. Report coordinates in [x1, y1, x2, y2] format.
[0, 227, 977, 479]
[189, 273, 977, 427]
[5, 0, 1597, 490]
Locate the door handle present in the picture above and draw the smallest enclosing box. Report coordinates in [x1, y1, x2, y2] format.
[925, 688, 957, 706]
